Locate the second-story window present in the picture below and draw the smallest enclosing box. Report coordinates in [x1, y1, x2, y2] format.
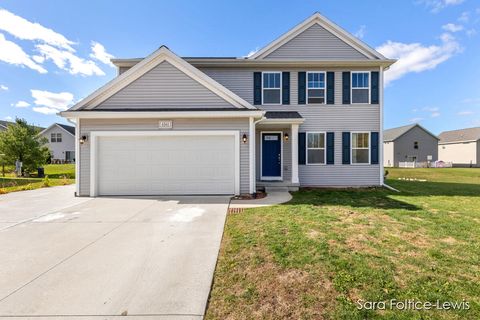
[351, 72, 370, 104]
[51, 133, 62, 143]
[307, 72, 325, 104]
[262, 72, 281, 104]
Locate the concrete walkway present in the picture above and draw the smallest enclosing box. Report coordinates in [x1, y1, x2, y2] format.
[0, 186, 230, 319]
[229, 191, 292, 208]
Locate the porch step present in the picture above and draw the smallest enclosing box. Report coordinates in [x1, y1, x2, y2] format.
[265, 186, 290, 193]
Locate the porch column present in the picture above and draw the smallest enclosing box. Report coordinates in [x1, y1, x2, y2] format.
[249, 116, 255, 194]
[291, 123, 299, 184]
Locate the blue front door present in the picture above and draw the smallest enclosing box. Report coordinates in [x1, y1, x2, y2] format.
[262, 133, 282, 179]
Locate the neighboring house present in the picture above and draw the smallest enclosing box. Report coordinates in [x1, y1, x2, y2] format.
[60, 12, 395, 197]
[383, 124, 439, 167]
[39, 123, 76, 163]
[438, 127, 480, 167]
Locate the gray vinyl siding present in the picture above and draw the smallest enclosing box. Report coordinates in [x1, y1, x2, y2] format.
[392, 126, 438, 166]
[78, 118, 250, 196]
[202, 66, 381, 186]
[263, 24, 369, 60]
[95, 61, 235, 110]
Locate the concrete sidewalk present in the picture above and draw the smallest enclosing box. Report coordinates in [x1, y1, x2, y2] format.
[229, 191, 292, 208]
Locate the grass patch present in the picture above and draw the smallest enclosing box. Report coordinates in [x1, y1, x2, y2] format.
[0, 164, 75, 194]
[206, 168, 480, 319]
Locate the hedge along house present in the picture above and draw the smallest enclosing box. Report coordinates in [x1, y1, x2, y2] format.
[383, 123, 439, 167]
[60, 12, 395, 197]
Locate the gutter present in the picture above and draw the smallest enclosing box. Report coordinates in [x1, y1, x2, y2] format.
[383, 183, 400, 192]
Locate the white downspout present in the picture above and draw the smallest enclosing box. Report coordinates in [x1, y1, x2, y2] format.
[379, 66, 385, 186]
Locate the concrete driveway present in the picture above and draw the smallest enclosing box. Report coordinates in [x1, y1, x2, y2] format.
[0, 185, 230, 319]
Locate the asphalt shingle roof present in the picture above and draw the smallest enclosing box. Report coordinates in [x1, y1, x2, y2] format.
[383, 124, 417, 142]
[56, 123, 75, 135]
[264, 111, 303, 119]
[439, 127, 480, 143]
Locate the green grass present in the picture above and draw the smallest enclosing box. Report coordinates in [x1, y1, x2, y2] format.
[0, 164, 75, 194]
[206, 168, 480, 320]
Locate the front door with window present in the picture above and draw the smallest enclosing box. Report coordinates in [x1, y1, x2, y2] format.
[261, 133, 282, 180]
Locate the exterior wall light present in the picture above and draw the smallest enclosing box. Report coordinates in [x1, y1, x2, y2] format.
[284, 133, 289, 141]
[242, 134, 248, 144]
[79, 135, 88, 144]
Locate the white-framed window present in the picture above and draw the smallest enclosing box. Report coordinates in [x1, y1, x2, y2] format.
[306, 132, 326, 165]
[351, 132, 370, 164]
[262, 72, 282, 105]
[307, 71, 326, 104]
[351, 72, 370, 104]
[51, 133, 62, 143]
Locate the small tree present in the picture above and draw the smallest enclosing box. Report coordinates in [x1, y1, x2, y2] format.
[0, 118, 50, 175]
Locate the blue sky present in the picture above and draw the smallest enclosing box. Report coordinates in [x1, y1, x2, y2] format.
[0, 0, 479, 134]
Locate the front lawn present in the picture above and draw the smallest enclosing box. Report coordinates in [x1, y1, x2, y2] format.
[206, 168, 480, 319]
[0, 164, 75, 194]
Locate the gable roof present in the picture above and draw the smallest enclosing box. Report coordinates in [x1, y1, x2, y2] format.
[384, 124, 439, 142]
[439, 127, 480, 144]
[39, 123, 75, 137]
[249, 12, 388, 61]
[66, 46, 256, 112]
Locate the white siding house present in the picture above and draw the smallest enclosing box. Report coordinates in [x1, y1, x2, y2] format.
[39, 123, 76, 163]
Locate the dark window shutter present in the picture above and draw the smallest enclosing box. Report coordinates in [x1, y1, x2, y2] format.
[342, 132, 350, 164]
[326, 72, 335, 104]
[282, 72, 290, 105]
[298, 72, 306, 105]
[371, 71, 379, 104]
[326, 132, 335, 164]
[371, 132, 379, 164]
[298, 132, 306, 165]
[342, 72, 351, 104]
[253, 72, 262, 105]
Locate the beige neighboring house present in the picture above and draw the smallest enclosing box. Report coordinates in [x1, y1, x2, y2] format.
[39, 123, 76, 163]
[383, 123, 439, 167]
[438, 127, 480, 167]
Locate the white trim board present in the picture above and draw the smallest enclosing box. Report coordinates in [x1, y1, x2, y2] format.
[89, 130, 241, 197]
[67, 46, 256, 111]
[249, 12, 386, 60]
[260, 131, 283, 181]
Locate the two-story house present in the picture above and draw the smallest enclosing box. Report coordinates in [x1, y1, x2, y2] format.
[61, 13, 395, 197]
[39, 123, 76, 163]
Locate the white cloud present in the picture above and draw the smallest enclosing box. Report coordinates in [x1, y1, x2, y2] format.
[466, 29, 477, 37]
[442, 23, 463, 32]
[89, 41, 114, 66]
[377, 33, 461, 84]
[244, 47, 259, 58]
[14, 100, 30, 108]
[461, 98, 480, 103]
[4, 116, 13, 121]
[409, 117, 424, 123]
[458, 11, 470, 23]
[354, 25, 367, 39]
[418, 0, 464, 13]
[431, 112, 441, 117]
[0, 84, 8, 91]
[457, 110, 474, 115]
[0, 9, 74, 51]
[36, 44, 105, 76]
[31, 89, 74, 115]
[0, 33, 47, 73]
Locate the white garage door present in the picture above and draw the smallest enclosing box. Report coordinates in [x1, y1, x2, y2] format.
[96, 134, 236, 195]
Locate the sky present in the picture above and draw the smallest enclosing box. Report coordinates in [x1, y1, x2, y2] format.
[0, 0, 479, 134]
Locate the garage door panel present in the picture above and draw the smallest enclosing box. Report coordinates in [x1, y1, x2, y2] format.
[97, 134, 236, 195]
